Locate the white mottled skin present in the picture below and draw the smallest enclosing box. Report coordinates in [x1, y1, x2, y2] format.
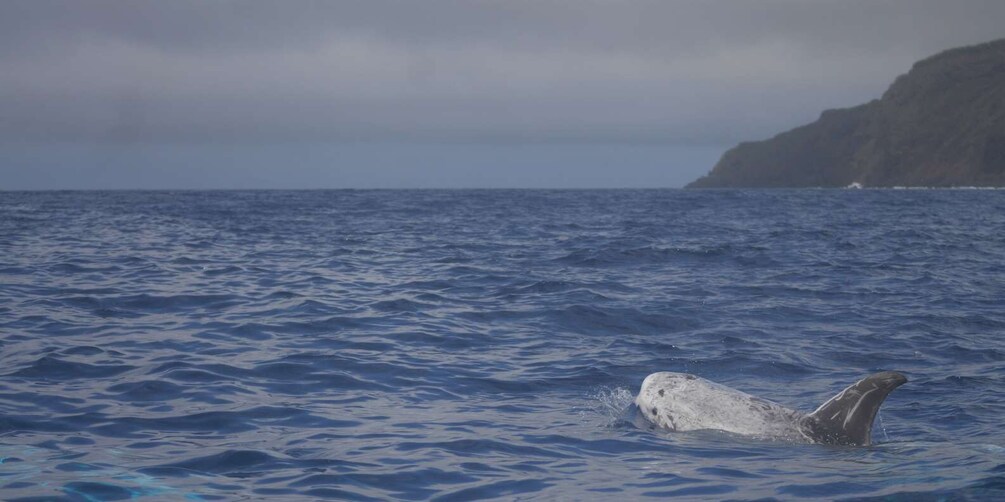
[635, 372, 810, 442]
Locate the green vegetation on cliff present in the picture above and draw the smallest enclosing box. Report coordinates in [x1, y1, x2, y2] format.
[688, 39, 1005, 188]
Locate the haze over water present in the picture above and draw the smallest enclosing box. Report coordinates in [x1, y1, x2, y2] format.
[2, 189, 1003, 500]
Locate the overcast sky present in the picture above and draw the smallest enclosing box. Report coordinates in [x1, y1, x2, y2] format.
[2, 0, 1003, 189]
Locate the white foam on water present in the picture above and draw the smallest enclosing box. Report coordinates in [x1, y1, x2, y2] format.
[581, 386, 636, 427]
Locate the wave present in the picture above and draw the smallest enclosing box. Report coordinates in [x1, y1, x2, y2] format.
[1, 189, 1003, 500]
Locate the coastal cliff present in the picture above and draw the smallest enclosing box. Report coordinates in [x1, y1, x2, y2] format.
[688, 39, 1005, 188]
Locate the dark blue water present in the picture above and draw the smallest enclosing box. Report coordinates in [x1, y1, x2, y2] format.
[1, 189, 1004, 501]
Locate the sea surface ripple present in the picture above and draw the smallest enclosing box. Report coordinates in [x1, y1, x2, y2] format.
[1, 189, 1004, 500]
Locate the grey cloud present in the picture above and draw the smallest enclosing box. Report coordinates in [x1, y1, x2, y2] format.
[1, 0, 1003, 145]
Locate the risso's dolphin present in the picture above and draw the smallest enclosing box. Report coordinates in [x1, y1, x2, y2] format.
[635, 371, 907, 445]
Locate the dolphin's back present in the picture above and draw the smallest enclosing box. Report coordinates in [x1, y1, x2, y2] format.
[635, 371, 907, 446]
[635, 372, 806, 441]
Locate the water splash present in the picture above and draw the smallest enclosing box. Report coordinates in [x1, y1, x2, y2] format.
[876, 410, 890, 443]
[584, 386, 636, 427]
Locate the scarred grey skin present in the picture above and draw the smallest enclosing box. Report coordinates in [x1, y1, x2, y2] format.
[635, 371, 907, 446]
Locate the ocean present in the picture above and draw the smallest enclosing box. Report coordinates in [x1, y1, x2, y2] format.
[1, 189, 1003, 500]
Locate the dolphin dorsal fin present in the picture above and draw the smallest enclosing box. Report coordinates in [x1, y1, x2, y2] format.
[801, 371, 907, 446]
